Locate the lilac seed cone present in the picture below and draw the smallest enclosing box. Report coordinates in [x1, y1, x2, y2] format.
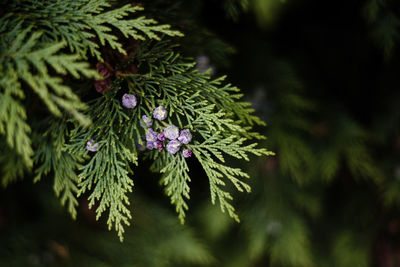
[86, 139, 99, 152]
[153, 106, 168, 121]
[155, 141, 163, 151]
[166, 140, 181, 154]
[140, 115, 153, 128]
[145, 128, 158, 142]
[147, 140, 163, 151]
[146, 142, 155, 150]
[163, 125, 180, 140]
[122, 93, 137, 109]
[178, 129, 192, 144]
[182, 149, 192, 158]
[157, 133, 166, 141]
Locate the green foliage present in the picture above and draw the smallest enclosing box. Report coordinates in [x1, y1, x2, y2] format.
[265, 62, 316, 183]
[0, 143, 29, 187]
[73, 97, 138, 241]
[1, 25, 97, 124]
[331, 231, 370, 267]
[53, 39, 271, 239]
[0, 70, 33, 168]
[265, 62, 382, 185]
[223, 0, 287, 26]
[240, 171, 317, 267]
[0, 188, 215, 267]
[5, 0, 183, 60]
[160, 152, 191, 224]
[131, 41, 272, 223]
[141, 0, 236, 67]
[364, 0, 400, 58]
[223, 0, 250, 20]
[34, 120, 83, 219]
[1, 0, 400, 266]
[269, 217, 314, 267]
[201, 59, 387, 266]
[0, 0, 272, 241]
[0, 0, 182, 174]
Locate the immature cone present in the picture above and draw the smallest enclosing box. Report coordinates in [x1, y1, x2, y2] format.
[86, 139, 99, 152]
[163, 125, 179, 140]
[94, 79, 112, 93]
[96, 62, 114, 79]
[178, 129, 192, 144]
[122, 94, 137, 109]
[155, 141, 163, 151]
[140, 115, 153, 128]
[153, 106, 168, 121]
[166, 140, 181, 154]
[147, 140, 163, 151]
[157, 133, 166, 141]
[145, 129, 158, 143]
[146, 142, 155, 150]
[182, 149, 192, 158]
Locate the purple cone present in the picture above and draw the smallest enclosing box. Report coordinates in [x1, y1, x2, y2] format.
[182, 149, 192, 158]
[145, 128, 158, 143]
[178, 129, 192, 144]
[147, 140, 163, 151]
[146, 142, 155, 150]
[122, 93, 137, 109]
[157, 133, 166, 141]
[155, 141, 163, 151]
[153, 106, 168, 121]
[166, 140, 181, 154]
[163, 125, 180, 140]
[140, 115, 153, 128]
[86, 139, 99, 152]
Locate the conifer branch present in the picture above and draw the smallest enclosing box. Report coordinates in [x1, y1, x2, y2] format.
[160, 153, 191, 223]
[0, 1, 273, 241]
[34, 120, 84, 219]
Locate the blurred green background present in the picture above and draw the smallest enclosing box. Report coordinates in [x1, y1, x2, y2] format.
[1, 0, 400, 266]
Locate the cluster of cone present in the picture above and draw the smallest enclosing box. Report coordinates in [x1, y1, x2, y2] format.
[87, 98, 192, 158]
